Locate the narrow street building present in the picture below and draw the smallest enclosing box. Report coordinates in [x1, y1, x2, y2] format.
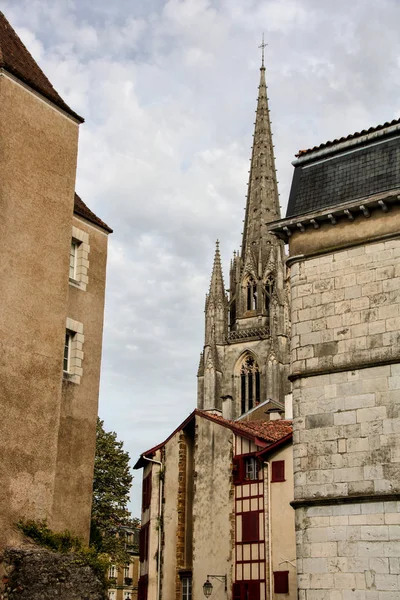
[135, 410, 295, 600]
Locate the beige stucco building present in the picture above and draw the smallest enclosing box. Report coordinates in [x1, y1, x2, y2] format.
[270, 122, 400, 598]
[0, 11, 111, 548]
[135, 410, 295, 600]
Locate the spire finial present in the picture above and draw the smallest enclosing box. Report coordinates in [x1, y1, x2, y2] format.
[259, 33, 266, 68]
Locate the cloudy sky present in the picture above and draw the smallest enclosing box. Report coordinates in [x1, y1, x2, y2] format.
[2, 0, 400, 514]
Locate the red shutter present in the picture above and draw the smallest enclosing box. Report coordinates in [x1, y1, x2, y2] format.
[242, 511, 259, 542]
[232, 583, 242, 600]
[247, 581, 260, 600]
[233, 456, 244, 484]
[142, 474, 152, 509]
[271, 460, 285, 483]
[274, 571, 289, 594]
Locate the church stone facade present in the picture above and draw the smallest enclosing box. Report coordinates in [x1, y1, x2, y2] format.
[270, 124, 400, 599]
[197, 60, 290, 420]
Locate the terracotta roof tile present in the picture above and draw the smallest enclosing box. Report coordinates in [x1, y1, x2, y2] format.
[0, 11, 84, 122]
[204, 412, 293, 443]
[134, 409, 293, 469]
[74, 193, 113, 233]
[296, 118, 400, 158]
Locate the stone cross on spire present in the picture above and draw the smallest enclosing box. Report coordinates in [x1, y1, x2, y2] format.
[241, 39, 280, 264]
[259, 33, 267, 68]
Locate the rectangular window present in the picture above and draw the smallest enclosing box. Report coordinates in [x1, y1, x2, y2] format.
[233, 455, 259, 484]
[274, 571, 289, 594]
[69, 240, 78, 279]
[244, 457, 258, 481]
[124, 564, 130, 578]
[271, 460, 285, 483]
[182, 576, 192, 600]
[108, 592, 115, 600]
[109, 565, 116, 578]
[63, 332, 72, 372]
[242, 510, 259, 543]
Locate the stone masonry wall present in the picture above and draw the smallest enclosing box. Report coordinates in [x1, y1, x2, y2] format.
[296, 500, 400, 600]
[291, 238, 400, 377]
[293, 366, 400, 501]
[290, 235, 400, 599]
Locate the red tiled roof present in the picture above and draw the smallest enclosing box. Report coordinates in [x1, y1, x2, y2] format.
[74, 193, 113, 233]
[134, 409, 292, 468]
[296, 118, 400, 158]
[0, 11, 84, 123]
[204, 412, 293, 443]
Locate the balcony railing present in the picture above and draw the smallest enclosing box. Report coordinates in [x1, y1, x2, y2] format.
[227, 325, 270, 342]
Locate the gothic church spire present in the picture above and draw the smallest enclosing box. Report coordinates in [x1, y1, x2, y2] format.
[241, 54, 280, 260]
[205, 240, 227, 346]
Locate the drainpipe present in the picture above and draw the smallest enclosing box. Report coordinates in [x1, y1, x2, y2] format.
[265, 461, 273, 600]
[143, 456, 163, 600]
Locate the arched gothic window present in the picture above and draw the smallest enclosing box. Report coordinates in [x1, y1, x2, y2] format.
[240, 355, 260, 414]
[264, 275, 274, 317]
[246, 277, 257, 311]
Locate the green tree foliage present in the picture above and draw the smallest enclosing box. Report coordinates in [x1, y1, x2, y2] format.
[90, 418, 135, 564]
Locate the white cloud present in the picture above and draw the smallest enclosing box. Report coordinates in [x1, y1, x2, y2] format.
[2, 0, 400, 514]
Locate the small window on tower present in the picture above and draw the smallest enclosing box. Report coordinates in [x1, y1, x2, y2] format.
[246, 277, 257, 311]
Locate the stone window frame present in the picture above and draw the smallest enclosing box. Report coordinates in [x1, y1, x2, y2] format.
[69, 226, 90, 291]
[63, 317, 84, 384]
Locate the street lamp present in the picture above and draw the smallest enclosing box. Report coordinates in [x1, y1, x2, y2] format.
[202, 575, 227, 597]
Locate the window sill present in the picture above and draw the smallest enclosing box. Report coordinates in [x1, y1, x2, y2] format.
[63, 371, 80, 385]
[69, 277, 86, 291]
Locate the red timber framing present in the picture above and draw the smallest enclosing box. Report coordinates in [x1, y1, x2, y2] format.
[234, 436, 266, 600]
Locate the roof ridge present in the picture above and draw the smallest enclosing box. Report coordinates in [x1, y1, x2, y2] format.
[296, 117, 400, 158]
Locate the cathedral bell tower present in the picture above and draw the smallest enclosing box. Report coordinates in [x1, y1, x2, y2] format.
[197, 46, 290, 419]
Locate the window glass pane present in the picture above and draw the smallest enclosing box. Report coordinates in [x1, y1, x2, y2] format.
[182, 577, 192, 600]
[69, 241, 77, 279]
[64, 333, 70, 372]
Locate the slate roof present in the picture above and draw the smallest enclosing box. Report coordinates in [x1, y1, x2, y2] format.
[134, 409, 292, 468]
[296, 118, 400, 157]
[74, 193, 113, 233]
[0, 11, 84, 122]
[286, 131, 400, 218]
